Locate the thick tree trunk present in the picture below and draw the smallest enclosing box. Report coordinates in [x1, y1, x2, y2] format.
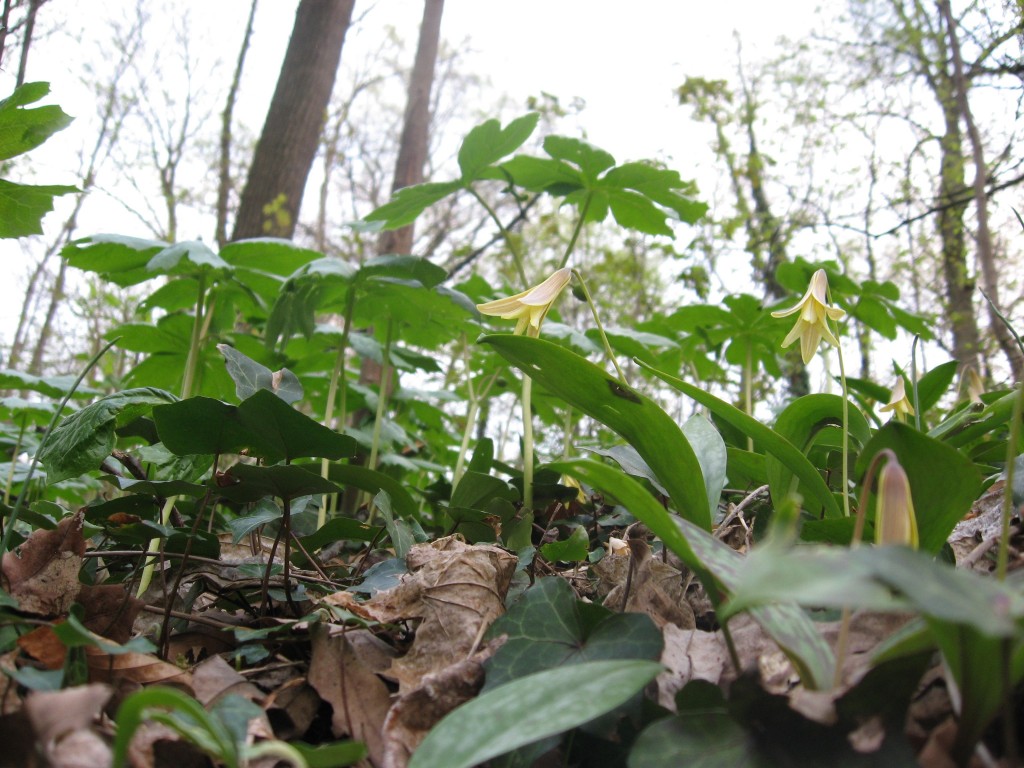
[231, 0, 355, 241]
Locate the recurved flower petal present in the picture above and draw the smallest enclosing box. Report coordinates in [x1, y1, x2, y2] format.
[476, 268, 572, 336]
[771, 269, 845, 364]
[879, 378, 915, 420]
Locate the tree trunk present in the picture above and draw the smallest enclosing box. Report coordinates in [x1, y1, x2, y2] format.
[231, 0, 355, 241]
[376, 0, 444, 256]
[940, 0, 1024, 379]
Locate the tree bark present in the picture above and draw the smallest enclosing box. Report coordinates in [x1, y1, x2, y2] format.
[231, 0, 355, 241]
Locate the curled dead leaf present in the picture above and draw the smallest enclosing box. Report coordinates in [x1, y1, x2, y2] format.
[1, 510, 86, 616]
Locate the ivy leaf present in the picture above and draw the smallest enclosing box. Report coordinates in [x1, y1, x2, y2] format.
[39, 388, 178, 484]
[539, 525, 589, 562]
[152, 397, 255, 456]
[484, 576, 662, 690]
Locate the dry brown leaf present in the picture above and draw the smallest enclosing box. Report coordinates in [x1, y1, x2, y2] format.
[597, 538, 696, 629]
[192, 654, 263, 707]
[127, 721, 209, 768]
[381, 653, 488, 768]
[1, 510, 85, 616]
[85, 646, 193, 693]
[47, 729, 113, 768]
[326, 535, 517, 693]
[0, 650, 21, 716]
[308, 625, 392, 766]
[16, 624, 67, 669]
[77, 584, 145, 645]
[23, 684, 111, 753]
[264, 679, 320, 741]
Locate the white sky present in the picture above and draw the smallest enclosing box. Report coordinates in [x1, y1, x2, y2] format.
[0, 0, 822, 349]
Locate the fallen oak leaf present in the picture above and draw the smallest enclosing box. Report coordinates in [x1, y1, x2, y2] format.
[1, 510, 85, 616]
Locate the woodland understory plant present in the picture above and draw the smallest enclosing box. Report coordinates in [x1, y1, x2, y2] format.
[2, 93, 1024, 768]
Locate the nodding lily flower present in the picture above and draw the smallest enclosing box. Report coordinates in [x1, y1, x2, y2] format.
[476, 268, 572, 337]
[879, 378, 915, 421]
[771, 269, 846, 364]
[875, 455, 919, 548]
[961, 365, 985, 406]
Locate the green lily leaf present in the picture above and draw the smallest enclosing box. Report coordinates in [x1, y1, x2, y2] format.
[856, 422, 981, 554]
[39, 388, 178, 484]
[482, 334, 710, 529]
[764, 394, 870, 517]
[549, 457, 836, 690]
[683, 413, 728, 515]
[375, 490, 414, 559]
[408, 660, 662, 768]
[912, 360, 959, 415]
[236, 389, 355, 464]
[639, 360, 842, 519]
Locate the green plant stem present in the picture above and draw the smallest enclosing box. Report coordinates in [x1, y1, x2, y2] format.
[744, 346, 754, 452]
[910, 335, 922, 431]
[136, 494, 178, 599]
[522, 373, 534, 511]
[836, 336, 851, 518]
[833, 449, 892, 687]
[558, 192, 592, 270]
[4, 414, 27, 507]
[997, 381, 1024, 582]
[318, 344, 348, 528]
[0, 338, 117, 574]
[470, 187, 528, 286]
[365, 319, 394, 525]
[180, 273, 207, 400]
[571, 269, 627, 384]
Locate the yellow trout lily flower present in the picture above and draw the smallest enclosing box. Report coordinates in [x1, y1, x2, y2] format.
[476, 268, 572, 336]
[879, 378, 915, 421]
[874, 455, 919, 548]
[771, 269, 846, 364]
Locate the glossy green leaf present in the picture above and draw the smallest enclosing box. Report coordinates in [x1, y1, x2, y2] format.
[108, 476, 207, 498]
[683, 414, 728, 514]
[63, 234, 169, 286]
[765, 394, 870, 517]
[219, 238, 323, 276]
[226, 500, 282, 542]
[409, 660, 662, 768]
[484, 576, 662, 689]
[639, 360, 842, 519]
[549, 458, 835, 689]
[630, 710, 768, 768]
[540, 525, 589, 562]
[914, 360, 958, 415]
[290, 740, 368, 768]
[236, 389, 355, 463]
[0, 179, 77, 238]
[0, 369, 99, 398]
[324, 463, 418, 521]
[458, 113, 539, 181]
[482, 334, 710, 529]
[147, 240, 229, 276]
[375, 490, 414, 559]
[39, 388, 178, 484]
[856, 422, 981, 553]
[501, 154, 581, 191]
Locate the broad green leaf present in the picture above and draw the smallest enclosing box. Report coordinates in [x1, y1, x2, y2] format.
[53, 612, 156, 655]
[64, 234, 169, 287]
[856, 422, 981, 553]
[153, 397, 255, 456]
[147, 240, 229, 276]
[39, 388, 178, 484]
[630, 710, 768, 768]
[914, 360, 958, 415]
[683, 414, 728, 514]
[482, 334, 710, 529]
[0, 179, 77, 238]
[484, 576, 663, 689]
[219, 238, 323, 276]
[764, 394, 870, 517]
[108, 477, 207, 498]
[587, 444, 668, 496]
[299, 517, 381, 552]
[217, 344, 302, 403]
[501, 155, 581, 192]
[549, 458, 835, 689]
[450, 470, 515, 510]
[457, 113, 539, 181]
[408, 660, 662, 768]
[290, 740, 368, 768]
[375, 490, 414, 559]
[236, 389, 355, 463]
[363, 180, 461, 230]
[227, 501, 282, 542]
[607, 188, 673, 236]
[355, 253, 448, 288]
[543, 135, 615, 182]
[540, 525, 589, 562]
[0, 369, 99, 398]
[0, 82, 74, 161]
[639, 361, 842, 519]
[216, 462, 340, 503]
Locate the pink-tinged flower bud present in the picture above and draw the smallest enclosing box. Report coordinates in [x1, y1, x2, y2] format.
[875, 457, 919, 548]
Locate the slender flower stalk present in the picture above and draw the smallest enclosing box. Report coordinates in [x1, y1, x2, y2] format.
[773, 269, 851, 516]
[477, 268, 573, 510]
